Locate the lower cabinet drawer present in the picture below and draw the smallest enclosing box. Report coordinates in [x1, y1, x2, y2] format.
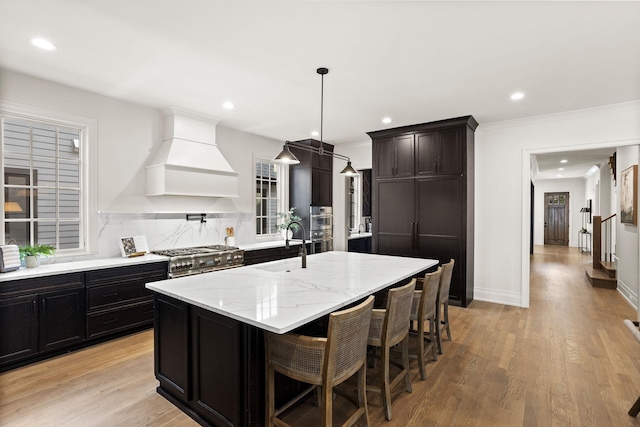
[87, 300, 154, 339]
[87, 282, 152, 310]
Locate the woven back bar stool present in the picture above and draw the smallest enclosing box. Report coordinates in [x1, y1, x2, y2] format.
[264, 295, 375, 427]
[410, 266, 442, 380]
[436, 259, 455, 354]
[366, 279, 416, 421]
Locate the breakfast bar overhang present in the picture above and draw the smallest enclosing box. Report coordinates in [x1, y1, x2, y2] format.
[146, 252, 437, 427]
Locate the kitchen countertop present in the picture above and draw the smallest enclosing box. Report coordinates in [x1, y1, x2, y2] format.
[0, 254, 169, 282]
[146, 251, 437, 334]
[0, 240, 299, 283]
[237, 240, 303, 251]
[347, 232, 372, 240]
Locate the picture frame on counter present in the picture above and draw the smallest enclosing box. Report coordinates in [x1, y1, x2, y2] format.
[119, 235, 149, 257]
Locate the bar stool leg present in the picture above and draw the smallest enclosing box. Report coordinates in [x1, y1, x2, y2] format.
[381, 346, 392, 420]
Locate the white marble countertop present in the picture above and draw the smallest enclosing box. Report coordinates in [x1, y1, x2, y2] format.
[0, 254, 169, 282]
[347, 232, 372, 240]
[146, 251, 437, 334]
[0, 240, 297, 283]
[237, 240, 303, 251]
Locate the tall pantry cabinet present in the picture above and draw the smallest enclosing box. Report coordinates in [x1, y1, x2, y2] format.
[368, 116, 478, 307]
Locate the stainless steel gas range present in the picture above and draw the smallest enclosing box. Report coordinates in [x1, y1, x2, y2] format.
[151, 245, 244, 278]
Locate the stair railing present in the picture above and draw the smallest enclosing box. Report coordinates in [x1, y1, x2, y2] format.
[592, 214, 616, 269]
[602, 213, 616, 263]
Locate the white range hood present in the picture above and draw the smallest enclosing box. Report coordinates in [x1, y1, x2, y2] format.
[146, 107, 239, 198]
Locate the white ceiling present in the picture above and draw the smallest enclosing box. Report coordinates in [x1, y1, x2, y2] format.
[532, 147, 614, 181]
[1, 1, 639, 150]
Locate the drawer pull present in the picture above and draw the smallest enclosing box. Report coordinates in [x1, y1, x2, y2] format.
[102, 292, 118, 298]
[102, 318, 118, 325]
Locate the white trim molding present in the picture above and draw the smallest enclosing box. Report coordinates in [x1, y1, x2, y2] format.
[0, 99, 99, 255]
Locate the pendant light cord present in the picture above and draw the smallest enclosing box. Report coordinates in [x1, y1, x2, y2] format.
[320, 71, 324, 145]
[317, 67, 328, 156]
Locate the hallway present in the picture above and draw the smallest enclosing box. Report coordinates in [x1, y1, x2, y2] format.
[1, 247, 640, 426]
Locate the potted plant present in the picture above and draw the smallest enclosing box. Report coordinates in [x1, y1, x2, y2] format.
[19, 244, 56, 268]
[276, 207, 301, 239]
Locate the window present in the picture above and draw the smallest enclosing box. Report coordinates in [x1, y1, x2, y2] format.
[347, 175, 360, 232]
[2, 116, 83, 250]
[256, 160, 280, 236]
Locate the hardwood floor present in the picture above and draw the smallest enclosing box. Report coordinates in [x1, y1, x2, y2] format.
[2, 246, 640, 426]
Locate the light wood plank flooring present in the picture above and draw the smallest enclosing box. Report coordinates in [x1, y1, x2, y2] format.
[2, 246, 640, 426]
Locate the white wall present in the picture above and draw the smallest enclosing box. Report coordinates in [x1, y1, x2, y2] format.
[585, 167, 600, 234]
[3, 69, 639, 303]
[1, 69, 287, 259]
[616, 145, 639, 308]
[476, 101, 640, 307]
[533, 178, 586, 246]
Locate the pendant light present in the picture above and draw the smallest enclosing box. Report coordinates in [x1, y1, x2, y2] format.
[273, 67, 358, 177]
[272, 143, 300, 164]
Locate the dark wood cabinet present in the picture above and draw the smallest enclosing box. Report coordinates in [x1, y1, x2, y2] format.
[191, 305, 244, 427]
[0, 261, 168, 372]
[311, 168, 332, 207]
[0, 294, 38, 365]
[85, 262, 166, 339]
[154, 294, 256, 427]
[39, 287, 85, 352]
[347, 237, 372, 253]
[369, 116, 477, 307]
[0, 272, 85, 368]
[155, 294, 190, 404]
[153, 293, 315, 427]
[375, 178, 415, 257]
[415, 127, 463, 176]
[289, 139, 333, 237]
[243, 244, 310, 266]
[374, 135, 414, 179]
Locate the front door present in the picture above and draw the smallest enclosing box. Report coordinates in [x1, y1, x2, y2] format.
[544, 192, 569, 245]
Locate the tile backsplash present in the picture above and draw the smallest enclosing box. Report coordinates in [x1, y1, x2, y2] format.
[97, 212, 254, 258]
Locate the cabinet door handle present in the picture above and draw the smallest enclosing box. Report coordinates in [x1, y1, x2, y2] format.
[32, 299, 37, 314]
[41, 299, 45, 312]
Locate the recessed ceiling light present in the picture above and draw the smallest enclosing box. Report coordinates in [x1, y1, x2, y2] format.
[382, 117, 392, 124]
[30, 38, 56, 51]
[311, 131, 319, 137]
[558, 168, 564, 171]
[223, 102, 234, 109]
[560, 159, 568, 163]
[510, 92, 524, 100]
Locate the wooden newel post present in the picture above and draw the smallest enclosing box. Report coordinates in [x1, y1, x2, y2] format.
[593, 215, 601, 269]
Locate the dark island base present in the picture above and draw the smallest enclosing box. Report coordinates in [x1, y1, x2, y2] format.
[153, 272, 426, 427]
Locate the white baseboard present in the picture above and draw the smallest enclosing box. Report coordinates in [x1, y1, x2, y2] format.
[618, 279, 638, 310]
[473, 287, 523, 307]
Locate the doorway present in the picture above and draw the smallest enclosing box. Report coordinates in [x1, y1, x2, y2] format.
[544, 192, 569, 246]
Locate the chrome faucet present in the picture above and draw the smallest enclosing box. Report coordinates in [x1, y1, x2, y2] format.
[285, 221, 307, 268]
[358, 223, 365, 234]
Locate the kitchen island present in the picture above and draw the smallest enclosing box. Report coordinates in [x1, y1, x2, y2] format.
[147, 251, 437, 427]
